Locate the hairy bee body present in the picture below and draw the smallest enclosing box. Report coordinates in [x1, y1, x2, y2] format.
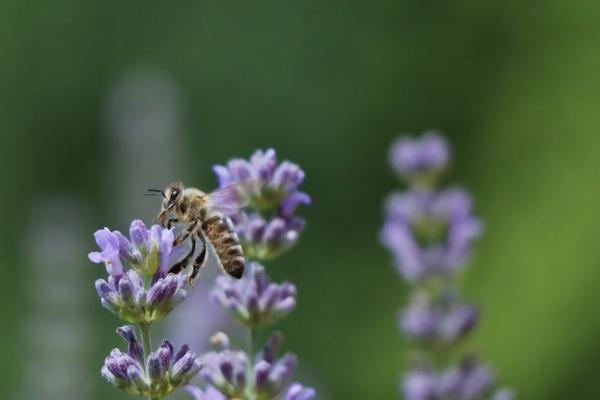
[201, 215, 245, 279]
[154, 182, 247, 280]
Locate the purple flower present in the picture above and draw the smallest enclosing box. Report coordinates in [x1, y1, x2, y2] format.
[402, 359, 508, 400]
[212, 262, 296, 328]
[381, 189, 483, 281]
[233, 192, 310, 260]
[90, 219, 189, 322]
[186, 386, 227, 400]
[213, 149, 308, 210]
[253, 332, 298, 399]
[199, 334, 249, 398]
[399, 292, 440, 341]
[438, 358, 496, 400]
[89, 219, 186, 278]
[95, 269, 188, 323]
[101, 325, 201, 397]
[402, 367, 438, 400]
[88, 228, 125, 279]
[389, 131, 449, 186]
[213, 149, 310, 259]
[283, 383, 317, 400]
[198, 332, 310, 400]
[400, 291, 478, 344]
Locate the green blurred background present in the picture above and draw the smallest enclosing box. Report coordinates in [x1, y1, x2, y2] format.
[1, 0, 599, 398]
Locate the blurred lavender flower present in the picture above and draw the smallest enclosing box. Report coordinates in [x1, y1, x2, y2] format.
[403, 358, 512, 400]
[381, 189, 483, 281]
[402, 367, 438, 400]
[191, 332, 312, 400]
[101, 325, 201, 397]
[212, 262, 296, 328]
[383, 132, 513, 399]
[400, 291, 478, 344]
[389, 131, 449, 186]
[90, 219, 189, 323]
[186, 386, 227, 400]
[283, 383, 316, 400]
[213, 149, 310, 260]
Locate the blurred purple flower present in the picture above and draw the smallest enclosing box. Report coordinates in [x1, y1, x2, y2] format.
[389, 131, 449, 186]
[283, 383, 317, 400]
[383, 132, 513, 399]
[402, 367, 438, 400]
[400, 291, 478, 344]
[101, 325, 201, 397]
[186, 385, 227, 400]
[212, 262, 296, 328]
[381, 188, 483, 281]
[403, 358, 509, 400]
[90, 219, 189, 323]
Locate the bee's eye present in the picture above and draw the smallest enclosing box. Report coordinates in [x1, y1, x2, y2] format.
[170, 189, 179, 201]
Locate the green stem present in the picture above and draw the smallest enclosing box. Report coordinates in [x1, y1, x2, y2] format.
[138, 322, 158, 400]
[139, 322, 153, 361]
[246, 327, 256, 400]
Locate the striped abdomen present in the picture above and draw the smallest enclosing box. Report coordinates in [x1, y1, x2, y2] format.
[201, 215, 245, 279]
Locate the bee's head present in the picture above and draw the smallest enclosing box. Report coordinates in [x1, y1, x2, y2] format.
[163, 182, 184, 211]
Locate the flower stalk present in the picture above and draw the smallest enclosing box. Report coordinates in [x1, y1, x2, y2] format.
[381, 132, 513, 399]
[90, 219, 202, 399]
[188, 149, 315, 400]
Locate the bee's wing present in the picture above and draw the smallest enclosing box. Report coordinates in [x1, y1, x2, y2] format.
[204, 180, 258, 216]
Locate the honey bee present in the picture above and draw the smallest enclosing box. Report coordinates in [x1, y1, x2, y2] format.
[147, 181, 253, 282]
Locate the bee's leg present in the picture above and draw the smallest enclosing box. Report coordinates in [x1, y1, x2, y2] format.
[155, 209, 168, 227]
[174, 220, 198, 246]
[166, 218, 179, 229]
[169, 235, 196, 275]
[189, 231, 208, 285]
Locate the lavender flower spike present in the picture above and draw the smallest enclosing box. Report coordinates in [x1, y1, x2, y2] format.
[233, 191, 310, 260]
[383, 132, 514, 399]
[381, 188, 483, 281]
[389, 131, 449, 186]
[90, 219, 189, 323]
[95, 268, 188, 323]
[212, 262, 296, 328]
[101, 325, 201, 397]
[253, 332, 298, 400]
[199, 332, 307, 400]
[213, 149, 310, 260]
[213, 148, 309, 210]
[402, 357, 504, 400]
[400, 290, 478, 344]
[200, 333, 249, 398]
[89, 219, 184, 278]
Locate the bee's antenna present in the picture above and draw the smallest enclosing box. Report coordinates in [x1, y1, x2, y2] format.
[144, 189, 165, 198]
